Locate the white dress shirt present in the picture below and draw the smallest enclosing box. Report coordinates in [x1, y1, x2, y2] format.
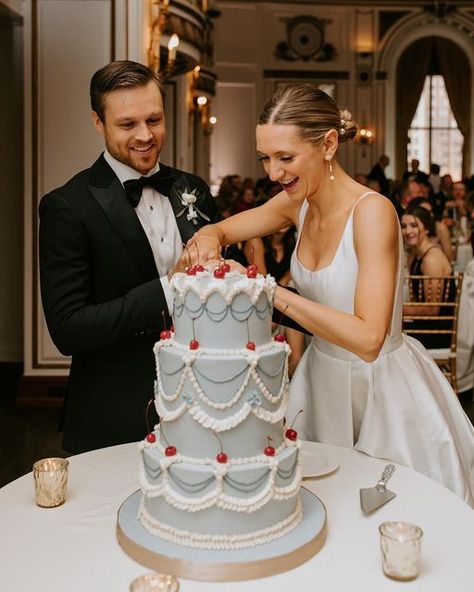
[104, 150, 182, 313]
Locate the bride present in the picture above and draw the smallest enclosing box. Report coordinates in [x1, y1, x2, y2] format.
[188, 84, 474, 506]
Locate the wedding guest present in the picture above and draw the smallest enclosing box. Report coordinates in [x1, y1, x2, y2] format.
[406, 197, 452, 261]
[39, 60, 241, 453]
[401, 206, 454, 349]
[232, 186, 256, 214]
[190, 83, 474, 505]
[429, 163, 441, 194]
[368, 154, 390, 196]
[403, 158, 429, 183]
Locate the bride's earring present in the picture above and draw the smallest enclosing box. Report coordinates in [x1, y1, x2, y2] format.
[327, 158, 335, 181]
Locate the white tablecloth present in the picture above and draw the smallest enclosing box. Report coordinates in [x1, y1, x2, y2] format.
[1, 442, 473, 591]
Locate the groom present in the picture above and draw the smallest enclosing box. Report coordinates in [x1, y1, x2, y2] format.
[39, 60, 238, 453]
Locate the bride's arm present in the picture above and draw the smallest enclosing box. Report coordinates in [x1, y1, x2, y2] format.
[189, 191, 299, 261]
[273, 196, 398, 362]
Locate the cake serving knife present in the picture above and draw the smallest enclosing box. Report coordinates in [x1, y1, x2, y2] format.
[360, 464, 396, 513]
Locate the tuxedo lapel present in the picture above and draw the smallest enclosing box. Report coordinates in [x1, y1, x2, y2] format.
[89, 155, 158, 280]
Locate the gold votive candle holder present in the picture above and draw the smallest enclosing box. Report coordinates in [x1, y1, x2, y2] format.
[129, 573, 179, 592]
[33, 457, 69, 508]
[379, 521, 423, 581]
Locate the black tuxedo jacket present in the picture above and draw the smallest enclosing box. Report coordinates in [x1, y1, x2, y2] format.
[39, 154, 237, 453]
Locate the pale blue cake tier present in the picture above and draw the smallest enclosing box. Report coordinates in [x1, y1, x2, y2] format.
[155, 344, 289, 457]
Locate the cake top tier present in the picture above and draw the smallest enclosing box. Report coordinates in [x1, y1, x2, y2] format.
[171, 270, 276, 304]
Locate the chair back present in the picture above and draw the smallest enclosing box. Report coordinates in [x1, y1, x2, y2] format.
[403, 273, 464, 392]
[403, 273, 463, 351]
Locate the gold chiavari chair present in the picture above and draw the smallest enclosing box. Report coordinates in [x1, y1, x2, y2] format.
[402, 273, 464, 394]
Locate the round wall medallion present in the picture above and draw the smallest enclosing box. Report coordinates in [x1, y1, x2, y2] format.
[287, 17, 324, 59]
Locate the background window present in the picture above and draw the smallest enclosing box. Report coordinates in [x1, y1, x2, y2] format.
[408, 75, 463, 179]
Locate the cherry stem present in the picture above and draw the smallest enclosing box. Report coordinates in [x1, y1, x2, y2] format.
[194, 239, 201, 266]
[250, 246, 255, 266]
[160, 418, 170, 446]
[290, 409, 303, 429]
[182, 241, 192, 269]
[145, 398, 154, 435]
[276, 304, 289, 329]
[212, 431, 223, 453]
[161, 310, 168, 331]
[266, 436, 273, 446]
[246, 318, 250, 342]
[223, 245, 228, 263]
[192, 318, 196, 341]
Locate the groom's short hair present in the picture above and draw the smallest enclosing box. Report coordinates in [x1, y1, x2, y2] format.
[90, 60, 164, 122]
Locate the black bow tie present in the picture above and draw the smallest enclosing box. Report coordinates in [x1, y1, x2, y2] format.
[123, 170, 171, 207]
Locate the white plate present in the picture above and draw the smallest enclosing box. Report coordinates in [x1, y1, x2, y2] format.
[300, 441, 339, 478]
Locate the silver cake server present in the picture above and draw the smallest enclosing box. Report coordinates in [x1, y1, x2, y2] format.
[360, 464, 396, 514]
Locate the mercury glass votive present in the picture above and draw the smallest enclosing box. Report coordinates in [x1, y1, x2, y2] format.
[379, 521, 423, 581]
[33, 458, 69, 508]
[129, 573, 179, 592]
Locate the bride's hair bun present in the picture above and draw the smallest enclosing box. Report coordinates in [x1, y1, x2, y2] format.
[259, 84, 358, 146]
[338, 109, 358, 143]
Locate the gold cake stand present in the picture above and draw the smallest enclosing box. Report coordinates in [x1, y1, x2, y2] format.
[117, 487, 326, 582]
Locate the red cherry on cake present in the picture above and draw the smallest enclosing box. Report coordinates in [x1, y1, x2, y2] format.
[160, 330, 171, 340]
[264, 446, 276, 456]
[247, 264, 257, 272]
[186, 266, 197, 276]
[246, 269, 257, 278]
[165, 446, 177, 456]
[216, 452, 228, 464]
[274, 333, 286, 342]
[222, 263, 231, 273]
[285, 428, 298, 441]
[146, 433, 156, 443]
[170, 325, 175, 333]
[189, 339, 199, 350]
[246, 341, 256, 350]
[195, 264, 205, 272]
[213, 267, 225, 279]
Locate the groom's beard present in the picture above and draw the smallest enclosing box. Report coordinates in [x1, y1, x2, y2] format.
[105, 140, 162, 175]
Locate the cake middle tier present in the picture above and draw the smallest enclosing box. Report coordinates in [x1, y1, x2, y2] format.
[154, 340, 290, 458]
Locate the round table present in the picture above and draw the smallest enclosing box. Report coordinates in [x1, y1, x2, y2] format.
[1, 442, 473, 591]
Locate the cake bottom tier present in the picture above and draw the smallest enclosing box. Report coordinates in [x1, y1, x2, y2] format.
[138, 494, 302, 550]
[138, 445, 302, 549]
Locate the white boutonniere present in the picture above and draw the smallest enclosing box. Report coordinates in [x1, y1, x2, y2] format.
[176, 187, 211, 225]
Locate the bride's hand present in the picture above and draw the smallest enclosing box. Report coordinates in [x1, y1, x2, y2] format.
[186, 231, 222, 265]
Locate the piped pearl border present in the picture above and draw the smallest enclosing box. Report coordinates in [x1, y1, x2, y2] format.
[137, 495, 303, 550]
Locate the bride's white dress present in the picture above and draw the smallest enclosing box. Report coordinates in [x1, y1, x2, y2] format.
[288, 193, 474, 506]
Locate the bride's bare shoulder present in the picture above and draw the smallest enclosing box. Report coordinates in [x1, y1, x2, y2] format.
[353, 193, 399, 248]
[354, 192, 398, 224]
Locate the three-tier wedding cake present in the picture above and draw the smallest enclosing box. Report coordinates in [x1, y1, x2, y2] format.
[137, 267, 303, 550]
